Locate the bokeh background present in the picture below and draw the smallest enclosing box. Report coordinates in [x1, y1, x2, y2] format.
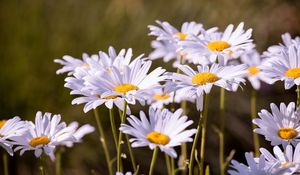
[1, 0, 300, 174]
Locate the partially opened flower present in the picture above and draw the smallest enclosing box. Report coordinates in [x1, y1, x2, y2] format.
[119, 107, 196, 158]
[13, 112, 76, 160]
[170, 63, 247, 110]
[0, 117, 28, 155]
[260, 144, 300, 173]
[261, 44, 300, 89]
[253, 102, 300, 146]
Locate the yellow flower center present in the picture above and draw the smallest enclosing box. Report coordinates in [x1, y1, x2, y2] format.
[0, 120, 6, 129]
[176, 32, 187, 40]
[81, 63, 90, 67]
[105, 95, 118, 100]
[207, 41, 230, 51]
[285, 68, 300, 79]
[281, 162, 291, 167]
[278, 128, 298, 140]
[153, 93, 170, 101]
[114, 84, 138, 94]
[147, 131, 170, 145]
[247, 67, 260, 75]
[192, 72, 219, 85]
[29, 136, 50, 147]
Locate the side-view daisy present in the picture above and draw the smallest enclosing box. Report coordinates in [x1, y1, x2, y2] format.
[0, 117, 28, 155]
[253, 102, 300, 146]
[13, 111, 76, 160]
[261, 44, 300, 89]
[119, 107, 196, 158]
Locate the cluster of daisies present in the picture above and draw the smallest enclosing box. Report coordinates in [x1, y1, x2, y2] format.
[53, 20, 300, 174]
[0, 112, 94, 160]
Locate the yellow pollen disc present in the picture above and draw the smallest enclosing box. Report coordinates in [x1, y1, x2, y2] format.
[281, 162, 290, 167]
[153, 93, 170, 101]
[81, 63, 90, 67]
[247, 67, 260, 75]
[29, 136, 50, 147]
[114, 84, 138, 94]
[0, 120, 6, 129]
[285, 68, 300, 78]
[104, 95, 118, 100]
[147, 131, 170, 145]
[278, 128, 297, 140]
[207, 41, 230, 51]
[192, 72, 219, 85]
[176, 32, 187, 40]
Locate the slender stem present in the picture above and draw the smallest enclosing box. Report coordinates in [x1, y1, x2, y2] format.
[93, 109, 113, 175]
[165, 153, 172, 175]
[251, 89, 260, 157]
[200, 94, 209, 175]
[126, 134, 137, 171]
[3, 152, 8, 175]
[117, 101, 127, 172]
[181, 100, 187, 174]
[149, 147, 159, 175]
[171, 157, 175, 175]
[297, 85, 300, 107]
[219, 88, 225, 175]
[39, 156, 46, 175]
[55, 149, 61, 175]
[109, 108, 118, 150]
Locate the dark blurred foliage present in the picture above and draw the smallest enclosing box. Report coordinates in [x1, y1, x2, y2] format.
[0, 0, 300, 174]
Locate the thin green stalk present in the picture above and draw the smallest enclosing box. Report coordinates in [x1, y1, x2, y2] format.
[251, 89, 260, 157]
[200, 94, 209, 175]
[3, 152, 8, 175]
[55, 149, 61, 175]
[39, 155, 46, 175]
[93, 109, 113, 175]
[181, 100, 188, 174]
[171, 157, 175, 175]
[219, 88, 225, 175]
[125, 134, 137, 171]
[297, 85, 300, 107]
[149, 147, 159, 175]
[165, 153, 172, 175]
[117, 101, 127, 172]
[109, 108, 118, 150]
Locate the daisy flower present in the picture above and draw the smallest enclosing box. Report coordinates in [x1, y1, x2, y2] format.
[84, 59, 166, 106]
[180, 22, 254, 65]
[13, 111, 76, 160]
[119, 107, 196, 158]
[170, 63, 247, 110]
[260, 144, 300, 173]
[240, 50, 272, 89]
[0, 117, 28, 155]
[261, 44, 300, 89]
[228, 152, 293, 175]
[253, 102, 300, 146]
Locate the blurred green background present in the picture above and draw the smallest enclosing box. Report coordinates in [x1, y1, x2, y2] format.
[1, 0, 300, 174]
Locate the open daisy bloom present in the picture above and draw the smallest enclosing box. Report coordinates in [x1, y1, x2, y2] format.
[253, 102, 300, 146]
[13, 112, 76, 160]
[0, 117, 28, 155]
[170, 63, 247, 110]
[260, 144, 300, 173]
[119, 107, 196, 158]
[180, 22, 254, 65]
[262, 44, 300, 89]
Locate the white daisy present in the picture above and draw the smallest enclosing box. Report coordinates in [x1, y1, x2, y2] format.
[0, 117, 28, 155]
[253, 102, 300, 146]
[119, 107, 196, 158]
[261, 44, 300, 89]
[240, 50, 272, 89]
[260, 144, 300, 173]
[169, 63, 247, 110]
[228, 152, 293, 175]
[59, 122, 95, 147]
[13, 112, 76, 160]
[180, 22, 254, 65]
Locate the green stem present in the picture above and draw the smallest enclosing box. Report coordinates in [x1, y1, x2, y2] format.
[117, 101, 127, 172]
[109, 108, 118, 150]
[3, 152, 8, 175]
[171, 157, 175, 175]
[126, 134, 137, 171]
[93, 109, 113, 175]
[251, 89, 260, 157]
[165, 153, 172, 175]
[219, 88, 225, 175]
[297, 85, 300, 107]
[149, 147, 159, 175]
[181, 100, 187, 174]
[55, 149, 61, 175]
[200, 94, 209, 175]
[39, 156, 46, 175]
